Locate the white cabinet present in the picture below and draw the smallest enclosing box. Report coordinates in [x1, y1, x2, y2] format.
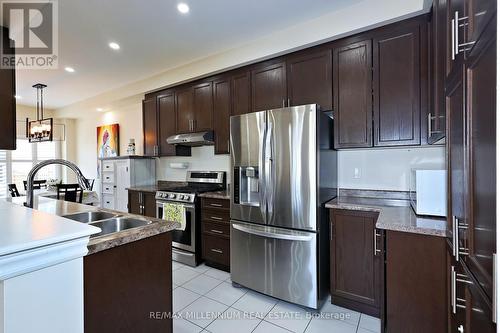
[98, 157, 155, 212]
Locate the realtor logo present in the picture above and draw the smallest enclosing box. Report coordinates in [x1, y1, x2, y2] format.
[0, 0, 58, 69]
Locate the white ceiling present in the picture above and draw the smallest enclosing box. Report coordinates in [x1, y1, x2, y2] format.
[15, 0, 369, 109]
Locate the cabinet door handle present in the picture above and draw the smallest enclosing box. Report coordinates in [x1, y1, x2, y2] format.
[458, 325, 464, 333]
[210, 229, 224, 234]
[454, 11, 459, 55]
[210, 248, 223, 254]
[287, 98, 290, 107]
[493, 253, 497, 323]
[428, 113, 432, 138]
[452, 215, 458, 260]
[451, 265, 457, 314]
[374, 230, 381, 256]
[451, 18, 456, 60]
[210, 216, 223, 221]
[282, 99, 285, 108]
[209, 203, 223, 207]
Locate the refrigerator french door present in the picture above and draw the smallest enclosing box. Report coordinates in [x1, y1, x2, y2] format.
[230, 104, 335, 309]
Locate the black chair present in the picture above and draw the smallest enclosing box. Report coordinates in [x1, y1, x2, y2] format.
[8, 184, 20, 197]
[23, 179, 48, 190]
[56, 184, 83, 203]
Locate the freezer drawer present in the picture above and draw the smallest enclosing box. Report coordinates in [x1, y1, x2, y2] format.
[230, 220, 319, 309]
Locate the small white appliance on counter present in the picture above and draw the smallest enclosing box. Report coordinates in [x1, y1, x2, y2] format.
[410, 169, 447, 217]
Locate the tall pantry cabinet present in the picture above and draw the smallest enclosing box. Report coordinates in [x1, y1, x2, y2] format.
[99, 157, 156, 212]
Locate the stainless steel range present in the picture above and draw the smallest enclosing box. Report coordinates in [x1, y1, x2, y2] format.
[156, 171, 226, 266]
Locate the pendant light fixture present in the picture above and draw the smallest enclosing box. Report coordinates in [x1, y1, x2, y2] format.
[26, 83, 53, 142]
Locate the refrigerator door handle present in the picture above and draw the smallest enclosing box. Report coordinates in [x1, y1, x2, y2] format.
[258, 115, 267, 220]
[265, 120, 274, 222]
[232, 223, 314, 242]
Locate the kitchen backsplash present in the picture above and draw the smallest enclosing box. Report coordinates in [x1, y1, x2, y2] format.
[156, 145, 445, 192]
[337, 146, 446, 191]
[156, 145, 231, 184]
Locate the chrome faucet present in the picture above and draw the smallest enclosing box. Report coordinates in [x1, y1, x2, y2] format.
[25, 159, 91, 208]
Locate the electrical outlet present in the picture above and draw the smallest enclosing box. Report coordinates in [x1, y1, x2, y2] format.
[354, 167, 361, 179]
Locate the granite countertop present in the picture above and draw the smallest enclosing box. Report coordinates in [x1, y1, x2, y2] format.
[7, 196, 179, 255]
[126, 185, 160, 193]
[325, 196, 446, 237]
[127, 181, 187, 193]
[199, 189, 230, 200]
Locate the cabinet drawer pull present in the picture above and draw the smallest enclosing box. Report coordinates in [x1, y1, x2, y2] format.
[210, 248, 223, 254]
[210, 229, 224, 234]
[210, 216, 223, 221]
[209, 203, 223, 207]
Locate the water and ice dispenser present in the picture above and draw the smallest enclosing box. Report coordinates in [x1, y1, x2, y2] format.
[233, 167, 260, 206]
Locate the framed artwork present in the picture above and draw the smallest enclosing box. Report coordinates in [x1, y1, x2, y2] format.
[97, 123, 119, 159]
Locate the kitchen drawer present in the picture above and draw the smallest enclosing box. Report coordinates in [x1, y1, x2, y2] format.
[102, 161, 114, 172]
[202, 198, 229, 210]
[202, 209, 230, 223]
[101, 183, 114, 194]
[202, 220, 230, 238]
[102, 195, 115, 209]
[102, 172, 115, 184]
[202, 234, 230, 267]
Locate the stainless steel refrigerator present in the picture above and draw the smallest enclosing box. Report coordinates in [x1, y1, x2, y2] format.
[230, 104, 337, 309]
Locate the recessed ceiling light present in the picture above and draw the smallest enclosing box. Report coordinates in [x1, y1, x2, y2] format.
[96, 107, 103, 112]
[65, 67, 75, 73]
[14, 95, 21, 99]
[108, 42, 120, 50]
[177, 3, 189, 14]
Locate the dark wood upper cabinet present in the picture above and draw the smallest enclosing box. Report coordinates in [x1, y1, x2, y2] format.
[373, 23, 422, 147]
[232, 71, 251, 116]
[158, 92, 177, 156]
[286, 49, 332, 110]
[333, 40, 373, 149]
[463, 18, 496, 303]
[193, 81, 213, 131]
[330, 210, 382, 317]
[429, 0, 447, 144]
[213, 77, 231, 154]
[251, 61, 287, 112]
[446, 67, 466, 254]
[0, 27, 15, 150]
[142, 98, 158, 156]
[175, 86, 195, 133]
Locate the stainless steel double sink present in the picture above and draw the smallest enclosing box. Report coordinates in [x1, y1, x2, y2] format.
[62, 211, 152, 238]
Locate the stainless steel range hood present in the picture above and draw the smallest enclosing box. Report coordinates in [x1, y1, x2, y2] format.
[166, 131, 214, 146]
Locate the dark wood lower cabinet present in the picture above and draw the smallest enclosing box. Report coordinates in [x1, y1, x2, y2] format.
[329, 209, 383, 317]
[84, 233, 172, 333]
[201, 197, 230, 271]
[448, 248, 496, 333]
[128, 190, 157, 218]
[385, 231, 447, 333]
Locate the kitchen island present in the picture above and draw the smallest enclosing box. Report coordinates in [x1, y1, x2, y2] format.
[0, 199, 99, 333]
[6, 196, 179, 333]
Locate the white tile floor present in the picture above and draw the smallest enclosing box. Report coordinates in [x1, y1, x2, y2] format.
[172, 262, 381, 333]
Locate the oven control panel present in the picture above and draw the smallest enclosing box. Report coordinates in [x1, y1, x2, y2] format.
[155, 191, 195, 203]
